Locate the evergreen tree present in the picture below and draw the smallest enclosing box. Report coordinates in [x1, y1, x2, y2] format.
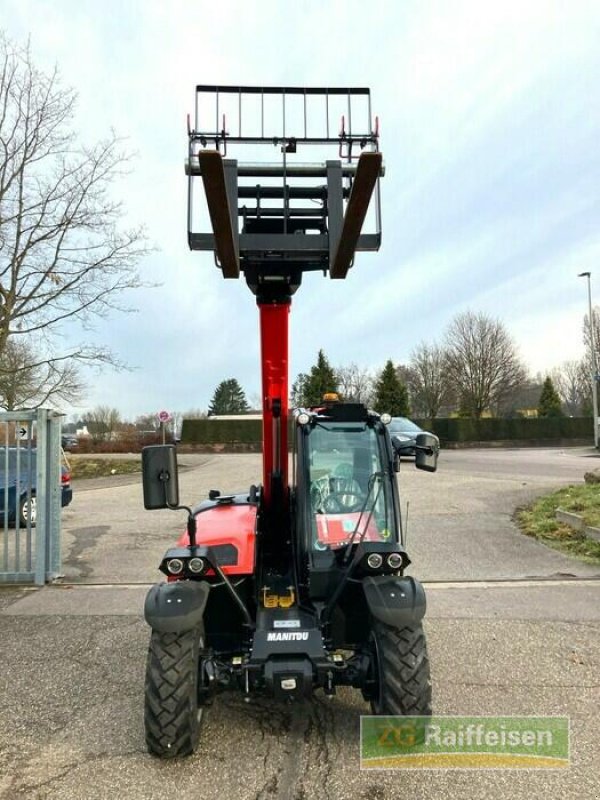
[290, 373, 309, 407]
[373, 359, 410, 416]
[208, 378, 250, 415]
[537, 376, 564, 417]
[294, 350, 339, 406]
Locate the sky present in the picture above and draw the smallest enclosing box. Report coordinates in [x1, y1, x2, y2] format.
[2, 0, 600, 420]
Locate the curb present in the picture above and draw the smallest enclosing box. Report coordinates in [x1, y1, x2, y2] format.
[555, 508, 600, 543]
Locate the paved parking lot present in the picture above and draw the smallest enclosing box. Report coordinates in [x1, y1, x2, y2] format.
[61, 448, 600, 584]
[0, 448, 599, 799]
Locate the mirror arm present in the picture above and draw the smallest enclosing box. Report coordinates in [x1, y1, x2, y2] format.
[165, 502, 198, 550]
[414, 445, 435, 456]
[187, 513, 197, 549]
[161, 471, 197, 549]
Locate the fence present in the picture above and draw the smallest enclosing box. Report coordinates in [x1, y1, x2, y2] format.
[0, 409, 63, 585]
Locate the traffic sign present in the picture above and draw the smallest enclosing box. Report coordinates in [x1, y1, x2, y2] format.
[18, 424, 28, 440]
[157, 410, 172, 423]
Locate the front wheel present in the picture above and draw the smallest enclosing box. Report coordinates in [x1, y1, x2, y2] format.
[144, 624, 206, 757]
[19, 493, 37, 528]
[370, 621, 432, 716]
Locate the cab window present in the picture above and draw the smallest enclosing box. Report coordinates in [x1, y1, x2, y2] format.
[306, 423, 395, 549]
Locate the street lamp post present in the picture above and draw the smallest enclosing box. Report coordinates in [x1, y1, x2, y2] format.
[578, 271, 598, 448]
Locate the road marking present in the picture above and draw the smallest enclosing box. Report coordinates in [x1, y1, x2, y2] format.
[40, 576, 600, 591]
[423, 578, 600, 589]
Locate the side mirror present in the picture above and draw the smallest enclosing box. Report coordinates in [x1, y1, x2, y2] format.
[415, 433, 439, 473]
[142, 445, 180, 509]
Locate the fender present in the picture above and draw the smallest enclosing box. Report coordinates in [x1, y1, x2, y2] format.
[362, 575, 426, 628]
[144, 580, 210, 633]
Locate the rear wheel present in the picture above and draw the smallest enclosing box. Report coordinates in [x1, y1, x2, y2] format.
[369, 621, 432, 716]
[19, 494, 37, 528]
[144, 624, 206, 757]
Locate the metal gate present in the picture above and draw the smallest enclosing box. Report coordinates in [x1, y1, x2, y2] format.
[1, 409, 63, 585]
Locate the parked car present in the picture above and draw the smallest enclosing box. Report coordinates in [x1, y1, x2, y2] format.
[388, 416, 438, 456]
[0, 447, 73, 527]
[61, 434, 79, 450]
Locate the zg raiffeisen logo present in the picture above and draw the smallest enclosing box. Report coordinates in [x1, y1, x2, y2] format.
[360, 716, 570, 769]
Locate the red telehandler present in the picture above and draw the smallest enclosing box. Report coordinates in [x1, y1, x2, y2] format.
[141, 85, 439, 757]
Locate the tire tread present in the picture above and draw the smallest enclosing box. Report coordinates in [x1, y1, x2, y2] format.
[372, 622, 432, 716]
[144, 627, 204, 758]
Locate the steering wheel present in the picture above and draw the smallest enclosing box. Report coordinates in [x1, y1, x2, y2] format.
[323, 491, 365, 513]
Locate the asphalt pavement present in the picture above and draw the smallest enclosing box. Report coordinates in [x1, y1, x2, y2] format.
[0, 448, 599, 799]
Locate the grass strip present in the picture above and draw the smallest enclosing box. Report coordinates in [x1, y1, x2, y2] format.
[67, 457, 141, 480]
[516, 484, 600, 564]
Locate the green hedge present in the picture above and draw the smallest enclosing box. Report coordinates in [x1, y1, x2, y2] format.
[415, 416, 593, 443]
[182, 416, 594, 446]
[181, 419, 264, 444]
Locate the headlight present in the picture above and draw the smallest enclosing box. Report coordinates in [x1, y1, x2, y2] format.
[166, 558, 184, 575]
[387, 553, 403, 570]
[188, 557, 206, 574]
[366, 553, 383, 569]
[380, 413, 391, 425]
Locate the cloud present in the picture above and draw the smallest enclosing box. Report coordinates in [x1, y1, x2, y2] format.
[3, 0, 600, 416]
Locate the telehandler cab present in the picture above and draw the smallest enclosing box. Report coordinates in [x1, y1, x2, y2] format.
[141, 85, 439, 757]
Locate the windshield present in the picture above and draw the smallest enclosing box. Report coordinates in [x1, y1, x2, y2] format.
[306, 422, 396, 549]
[389, 417, 422, 433]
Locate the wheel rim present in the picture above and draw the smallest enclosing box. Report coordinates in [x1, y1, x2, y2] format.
[22, 496, 37, 524]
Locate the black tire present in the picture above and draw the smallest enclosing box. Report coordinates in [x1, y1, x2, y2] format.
[144, 624, 206, 758]
[370, 621, 432, 716]
[19, 493, 37, 528]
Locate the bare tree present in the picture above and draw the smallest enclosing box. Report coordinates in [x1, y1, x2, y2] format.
[0, 35, 150, 384]
[496, 376, 543, 417]
[134, 413, 159, 432]
[444, 310, 528, 418]
[551, 360, 588, 416]
[0, 336, 84, 410]
[582, 306, 600, 367]
[408, 343, 450, 419]
[136, 411, 184, 441]
[180, 408, 208, 420]
[335, 362, 374, 405]
[395, 364, 416, 407]
[84, 405, 121, 443]
[247, 392, 262, 411]
[581, 307, 600, 410]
